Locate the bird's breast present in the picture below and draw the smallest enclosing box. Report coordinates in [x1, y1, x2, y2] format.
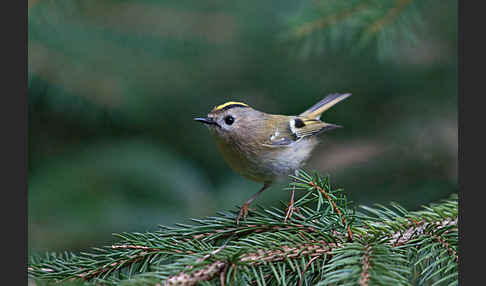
[214, 135, 318, 182]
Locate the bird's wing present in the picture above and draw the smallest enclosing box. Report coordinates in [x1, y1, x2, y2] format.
[261, 117, 341, 147]
[260, 116, 298, 147]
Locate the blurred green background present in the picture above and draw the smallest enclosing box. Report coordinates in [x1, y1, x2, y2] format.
[28, 0, 457, 254]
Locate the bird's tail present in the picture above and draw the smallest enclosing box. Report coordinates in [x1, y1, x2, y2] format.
[299, 93, 351, 120]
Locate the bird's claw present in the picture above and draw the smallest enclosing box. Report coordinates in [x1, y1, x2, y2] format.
[236, 203, 249, 225]
[284, 203, 299, 223]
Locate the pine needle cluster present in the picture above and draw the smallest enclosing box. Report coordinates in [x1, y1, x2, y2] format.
[29, 170, 458, 286]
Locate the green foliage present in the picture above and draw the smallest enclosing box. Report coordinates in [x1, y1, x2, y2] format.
[282, 0, 446, 61]
[29, 171, 458, 285]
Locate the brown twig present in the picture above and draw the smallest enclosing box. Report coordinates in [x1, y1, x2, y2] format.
[241, 240, 337, 264]
[164, 261, 227, 286]
[77, 249, 158, 280]
[391, 217, 458, 246]
[77, 244, 192, 281]
[365, 0, 413, 35]
[111, 244, 158, 251]
[292, 3, 369, 38]
[359, 244, 372, 286]
[432, 232, 459, 262]
[165, 240, 338, 285]
[298, 256, 320, 286]
[189, 223, 320, 242]
[112, 243, 195, 255]
[308, 181, 353, 241]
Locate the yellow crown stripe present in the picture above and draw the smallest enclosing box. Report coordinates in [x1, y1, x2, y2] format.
[214, 101, 249, 111]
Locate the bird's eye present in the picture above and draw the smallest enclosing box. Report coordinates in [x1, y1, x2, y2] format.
[224, 115, 234, 125]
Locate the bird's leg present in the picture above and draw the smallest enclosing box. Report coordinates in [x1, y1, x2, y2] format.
[284, 178, 298, 223]
[237, 182, 271, 224]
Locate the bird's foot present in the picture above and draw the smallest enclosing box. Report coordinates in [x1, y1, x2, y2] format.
[284, 202, 299, 223]
[236, 203, 250, 225]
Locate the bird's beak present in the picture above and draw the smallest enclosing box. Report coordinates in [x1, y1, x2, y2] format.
[194, 117, 220, 127]
[321, 123, 342, 133]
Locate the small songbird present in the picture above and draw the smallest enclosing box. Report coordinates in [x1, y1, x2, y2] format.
[195, 93, 351, 224]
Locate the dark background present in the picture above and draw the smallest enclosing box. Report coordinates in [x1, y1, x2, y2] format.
[28, 0, 457, 254]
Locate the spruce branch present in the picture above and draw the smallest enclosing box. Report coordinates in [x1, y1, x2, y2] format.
[283, 0, 426, 59]
[29, 170, 458, 286]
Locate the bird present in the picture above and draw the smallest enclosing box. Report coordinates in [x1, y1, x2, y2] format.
[194, 93, 351, 224]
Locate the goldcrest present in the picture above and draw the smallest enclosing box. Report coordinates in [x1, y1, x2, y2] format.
[195, 93, 351, 223]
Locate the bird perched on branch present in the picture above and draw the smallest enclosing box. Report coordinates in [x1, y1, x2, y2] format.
[195, 93, 351, 224]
